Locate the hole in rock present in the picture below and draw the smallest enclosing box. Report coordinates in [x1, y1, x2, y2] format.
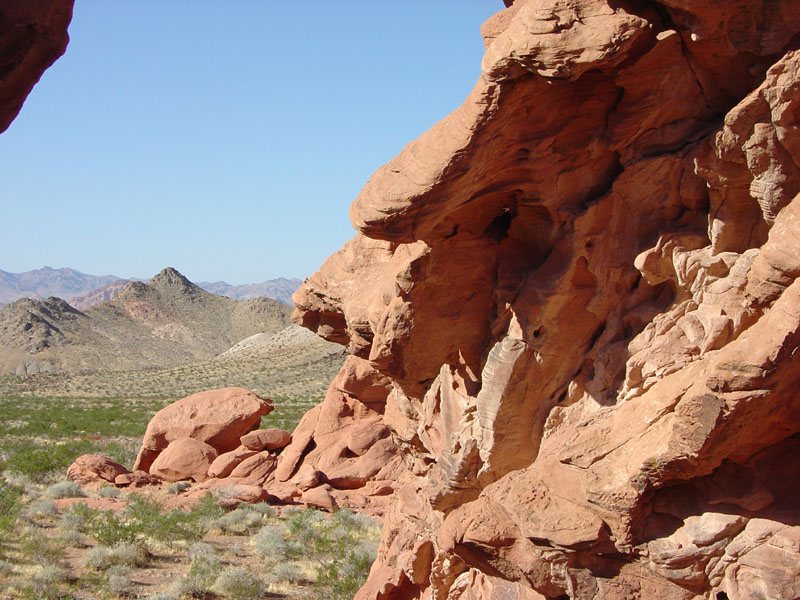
[716, 593, 729, 600]
[484, 207, 513, 241]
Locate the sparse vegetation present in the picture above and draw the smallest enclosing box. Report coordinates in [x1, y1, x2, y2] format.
[0, 322, 371, 598]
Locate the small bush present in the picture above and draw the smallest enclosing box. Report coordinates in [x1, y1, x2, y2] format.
[59, 528, 88, 547]
[60, 501, 100, 532]
[83, 546, 114, 570]
[250, 501, 276, 518]
[97, 485, 120, 498]
[213, 567, 265, 600]
[268, 562, 303, 584]
[83, 542, 148, 570]
[33, 564, 70, 584]
[172, 554, 220, 597]
[187, 541, 216, 563]
[25, 498, 58, 520]
[106, 565, 132, 594]
[217, 507, 263, 535]
[252, 525, 288, 564]
[43, 480, 85, 499]
[167, 481, 191, 495]
[19, 529, 65, 565]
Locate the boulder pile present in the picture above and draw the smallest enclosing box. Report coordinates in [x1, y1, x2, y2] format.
[68, 385, 401, 513]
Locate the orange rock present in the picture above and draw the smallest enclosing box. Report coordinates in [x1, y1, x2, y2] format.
[67, 454, 130, 485]
[240, 428, 291, 451]
[149, 437, 217, 482]
[301, 485, 338, 513]
[114, 470, 158, 488]
[133, 387, 271, 473]
[228, 452, 277, 485]
[290, 2, 800, 599]
[207, 446, 259, 479]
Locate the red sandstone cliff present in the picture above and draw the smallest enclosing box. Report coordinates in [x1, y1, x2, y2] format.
[291, 1, 800, 598]
[0, 0, 73, 133]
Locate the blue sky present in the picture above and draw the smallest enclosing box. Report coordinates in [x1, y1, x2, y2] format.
[0, 2, 500, 284]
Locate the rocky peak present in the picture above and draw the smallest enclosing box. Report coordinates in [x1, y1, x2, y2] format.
[147, 267, 197, 292]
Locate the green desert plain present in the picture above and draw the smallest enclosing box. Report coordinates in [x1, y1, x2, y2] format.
[0, 270, 381, 600]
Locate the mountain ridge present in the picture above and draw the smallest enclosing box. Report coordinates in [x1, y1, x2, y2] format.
[0, 267, 302, 306]
[0, 267, 293, 376]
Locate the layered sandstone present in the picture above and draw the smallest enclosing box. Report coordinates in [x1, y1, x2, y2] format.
[292, 1, 800, 598]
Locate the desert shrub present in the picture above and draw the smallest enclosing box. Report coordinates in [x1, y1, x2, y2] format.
[146, 594, 178, 600]
[251, 524, 288, 564]
[97, 485, 120, 498]
[250, 501, 276, 518]
[33, 564, 70, 584]
[84, 546, 114, 570]
[212, 567, 265, 600]
[268, 562, 303, 584]
[167, 481, 191, 495]
[24, 498, 58, 520]
[106, 565, 132, 594]
[59, 501, 99, 531]
[59, 528, 88, 547]
[173, 554, 220, 597]
[0, 476, 24, 534]
[83, 542, 148, 570]
[216, 507, 263, 534]
[43, 480, 86, 499]
[19, 529, 65, 565]
[187, 541, 217, 563]
[283, 508, 379, 600]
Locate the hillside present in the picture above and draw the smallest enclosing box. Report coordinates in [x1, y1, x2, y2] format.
[0, 267, 292, 376]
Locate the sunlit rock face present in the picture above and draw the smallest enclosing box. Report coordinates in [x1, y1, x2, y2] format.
[0, 0, 73, 133]
[292, 0, 800, 598]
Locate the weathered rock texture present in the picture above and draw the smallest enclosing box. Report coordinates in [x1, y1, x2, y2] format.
[133, 387, 272, 474]
[292, 1, 800, 598]
[0, 0, 73, 133]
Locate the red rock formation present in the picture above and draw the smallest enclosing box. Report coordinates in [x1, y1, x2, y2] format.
[292, 1, 800, 598]
[0, 0, 73, 133]
[132, 387, 272, 473]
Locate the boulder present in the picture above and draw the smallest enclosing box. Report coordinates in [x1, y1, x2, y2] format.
[228, 452, 277, 485]
[67, 454, 130, 485]
[133, 387, 272, 473]
[207, 446, 260, 479]
[240, 428, 292, 451]
[149, 437, 217, 482]
[301, 485, 338, 513]
[114, 470, 158, 488]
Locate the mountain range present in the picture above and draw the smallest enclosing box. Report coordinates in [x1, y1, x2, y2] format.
[0, 267, 301, 306]
[0, 267, 294, 376]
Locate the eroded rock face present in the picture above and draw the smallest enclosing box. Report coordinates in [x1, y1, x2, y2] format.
[291, 1, 800, 598]
[0, 0, 73, 133]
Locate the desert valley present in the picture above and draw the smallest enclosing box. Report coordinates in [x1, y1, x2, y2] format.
[3, 1, 800, 600]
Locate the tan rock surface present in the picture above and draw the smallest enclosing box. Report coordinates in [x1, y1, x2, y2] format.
[290, 1, 800, 598]
[133, 387, 271, 473]
[149, 437, 217, 483]
[67, 454, 130, 485]
[239, 428, 291, 451]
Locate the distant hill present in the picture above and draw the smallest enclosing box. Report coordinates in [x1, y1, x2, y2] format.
[0, 267, 301, 307]
[196, 278, 302, 305]
[0, 267, 125, 304]
[0, 267, 293, 376]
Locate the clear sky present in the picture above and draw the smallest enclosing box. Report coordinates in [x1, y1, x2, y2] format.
[0, 2, 500, 284]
